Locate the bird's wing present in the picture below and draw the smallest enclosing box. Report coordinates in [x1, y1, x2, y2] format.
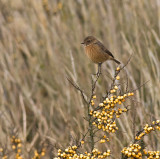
[94, 41, 114, 58]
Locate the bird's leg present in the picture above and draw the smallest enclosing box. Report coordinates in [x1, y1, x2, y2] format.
[97, 63, 102, 76]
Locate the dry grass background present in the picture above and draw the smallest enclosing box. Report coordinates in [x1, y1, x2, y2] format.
[0, 0, 160, 158]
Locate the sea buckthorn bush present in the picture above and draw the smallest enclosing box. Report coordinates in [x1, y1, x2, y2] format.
[54, 65, 160, 159]
[0, 0, 159, 159]
[0, 135, 46, 159]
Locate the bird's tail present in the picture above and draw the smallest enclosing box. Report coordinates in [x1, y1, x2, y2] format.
[112, 58, 121, 64]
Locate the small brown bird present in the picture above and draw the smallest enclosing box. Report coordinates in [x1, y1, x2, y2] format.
[81, 36, 120, 74]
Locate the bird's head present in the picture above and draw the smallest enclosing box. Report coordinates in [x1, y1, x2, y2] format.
[81, 36, 97, 46]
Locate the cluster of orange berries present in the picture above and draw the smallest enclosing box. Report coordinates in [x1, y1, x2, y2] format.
[11, 136, 23, 159]
[143, 149, 160, 159]
[32, 149, 46, 159]
[153, 120, 160, 130]
[122, 144, 160, 159]
[122, 120, 160, 158]
[121, 144, 142, 158]
[55, 146, 110, 159]
[0, 148, 7, 159]
[90, 92, 134, 133]
[99, 135, 109, 144]
[0, 136, 46, 159]
[135, 120, 160, 141]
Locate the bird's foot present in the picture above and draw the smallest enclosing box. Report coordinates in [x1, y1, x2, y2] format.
[92, 71, 102, 77]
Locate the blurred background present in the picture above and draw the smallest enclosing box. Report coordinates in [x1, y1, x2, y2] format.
[0, 0, 159, 158]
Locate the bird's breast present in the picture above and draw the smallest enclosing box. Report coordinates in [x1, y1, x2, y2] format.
[85, 44, 109, 63]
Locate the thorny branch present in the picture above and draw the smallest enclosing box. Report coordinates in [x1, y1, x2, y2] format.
[66, 77, 88, 105]
[88, 68, 102, 150]
[67, 65, 102, 151]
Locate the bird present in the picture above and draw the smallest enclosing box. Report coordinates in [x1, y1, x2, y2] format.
[81, 36, 120, 75]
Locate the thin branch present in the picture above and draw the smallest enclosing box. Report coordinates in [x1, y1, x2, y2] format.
[77, 129, 90, 148]
[66, 77, 88, 105]
[132, 98, 136, 142]
[89, 73, 101, 104]
[131, 80, 149, 93]
[67, 68, 102, 151]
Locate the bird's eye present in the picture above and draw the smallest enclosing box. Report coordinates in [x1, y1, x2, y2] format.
[87, 40, 91, 43]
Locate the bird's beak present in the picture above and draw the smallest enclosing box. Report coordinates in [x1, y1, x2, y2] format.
[81, 42, 84, 45]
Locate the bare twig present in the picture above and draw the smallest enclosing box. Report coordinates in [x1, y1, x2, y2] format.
[67, 69, 102, 151]
[88, 70, 102, 150]
[132, 98, 136, 142]
[66, 77, 88, 105]
[131, 80, 149, 93]
[89, 72, 101, 104]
